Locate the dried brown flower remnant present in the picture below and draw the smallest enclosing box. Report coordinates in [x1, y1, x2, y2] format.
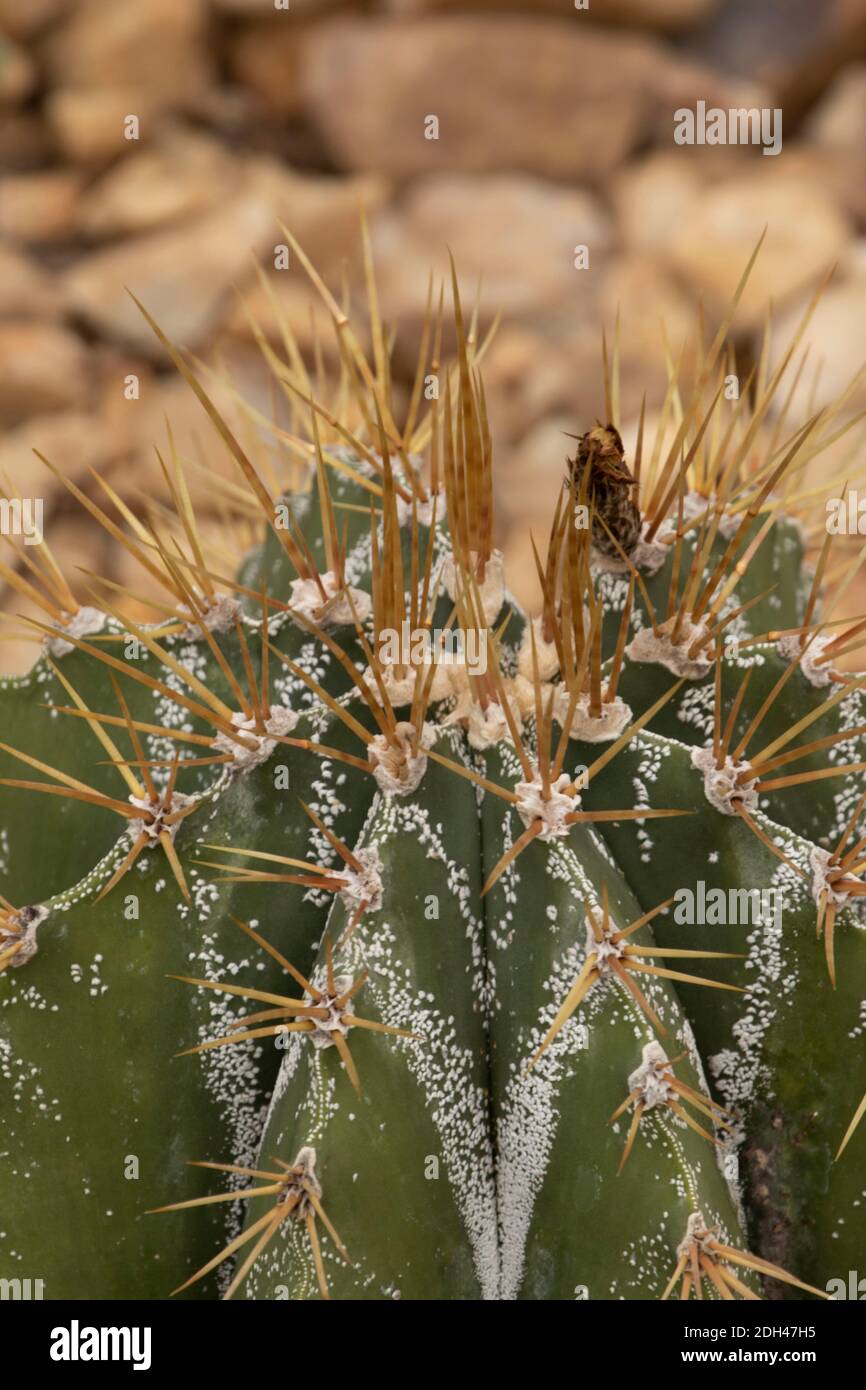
[567, 423, 642, 559]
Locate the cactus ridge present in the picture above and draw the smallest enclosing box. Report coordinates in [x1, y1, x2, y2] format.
[1, 231, 864, 1301]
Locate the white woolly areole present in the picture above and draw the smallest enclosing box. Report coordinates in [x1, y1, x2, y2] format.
[288, 571, 372, 628]
[628, 1040, 676, 1110]
[659, 490, 741, 542]
[363, 664, 417, 709]
[671, 491, 710, 525]
[396, 485, 445, 529]
[677, 1211, 714, 1259]
[626, 615, 714, 679]
[810, 845, 852, 907]
[178, 591, 242, 637]
[553, 688, 633, 742]
[464, 700, 512, 751]
[44, 606, 106, 657]
[338, 844, 384, 913]
[368, 721, 434, 795]
[777, 633, 835, 688]
[440, 549, 505, 625]
[290, 1146, 321, 1200]
[443, 687, 521, 749]
[515, 772, 577, 840]
[592, 518, 668, 577]
[128, 790, 197, 846]
[715, 506, 742, 542]
[361, 659, 453, 709]
[308, 975, 354, 1051]
[212, 705, 298, 772]
[585, 912, 624, 970]
[517, 617, 560, 681]
[691, 745, 759, 816]
[0, 904, 48, 968]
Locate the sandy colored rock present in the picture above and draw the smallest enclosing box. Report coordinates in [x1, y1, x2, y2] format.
[710, 144, 866, 233]
[498, 417, 581, 608]
[46, 88, 164, 163]
[768, 245, 866, 420]
[106, 353, 220, 460]
[598, 256, 695, 374]
[0, 112, 56, 172]
[740, 144, 866, 224]
[212, 0, 286, 9]
[668, 178, 851, 328]
[303, 16, 766, 182]
[0, 322, 90, 425]
[481, 327, 585, 446]
[589, 0, 718, 22]
[225, 274, 354, 357]
[66, 162, 389, 355]
[0, 587, 53, 674]
[40, 512, 113, 584]
[43, 0, 214, 160]
[498, 415, 577, 528]
[0, 32, 35, 104]
[1, 0, 862, 674]
[63, 197, 279, 354]
[230, 18, 305, 117]
[0, 0, 66, 39]
[77, 129, 234, 238]
[384, 0, 717, 27]
[98, 351, 300, 515]
[0, 410, 120, 502]
[500, 524, 545, 614]
[214, 0, 339, 11]
[0, 244, 58, 319]
[245, 161, 389, 270]
[0, 620, 44, 677]
[373, 175, 611, 332]
[0, 170, 82, 243]
[619, 408, 680, 472]
[805, 64, 866, 155]
[612, 153, 704, 252]
[44, 0, 212, 106]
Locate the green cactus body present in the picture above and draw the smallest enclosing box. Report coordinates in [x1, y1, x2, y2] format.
[243, 739, 497, 1301]
[0, 244, 863, 1302]
[479, 742, 749, 1300]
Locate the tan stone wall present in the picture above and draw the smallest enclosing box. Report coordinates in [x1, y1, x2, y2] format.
[2, 0, 866, 670]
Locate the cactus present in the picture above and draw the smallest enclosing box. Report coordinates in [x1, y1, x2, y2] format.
[1, 230, 864, 1302]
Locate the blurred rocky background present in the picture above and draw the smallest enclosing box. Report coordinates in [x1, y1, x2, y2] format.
[2, 0, 866, 670]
